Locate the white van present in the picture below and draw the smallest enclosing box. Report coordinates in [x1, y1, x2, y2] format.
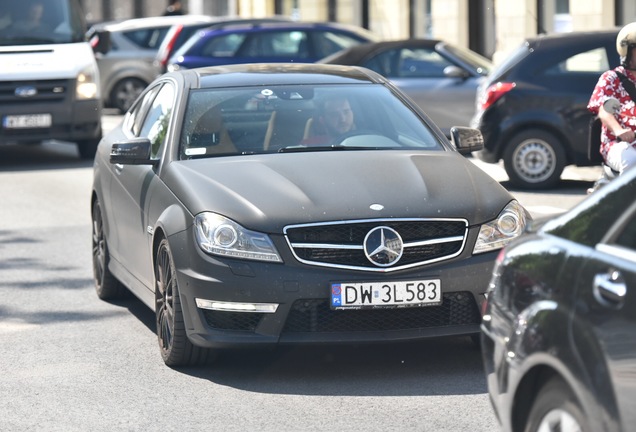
[0, 0, 105, 158]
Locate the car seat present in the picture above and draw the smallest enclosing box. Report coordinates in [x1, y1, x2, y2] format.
[188, 106, 238, 156]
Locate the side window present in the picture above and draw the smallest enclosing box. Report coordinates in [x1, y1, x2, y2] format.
[615, 210, 636, 250]
[240, 31, 309, 58]
[123, 27, 170, 49]
[139, 83, 175, 160]
[313, 31, 364, 58]
[543, 47, 609, 74]
[363, 49, 399, 76]
[123, 85, 161, 136]
[202, 33, 246, 57]
[396, 48, 453, 78]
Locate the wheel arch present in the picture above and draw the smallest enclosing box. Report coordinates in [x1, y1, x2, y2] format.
[151, 203, 191, 271]
[103, 66, 151, 97]
[511, 365, 561, 432]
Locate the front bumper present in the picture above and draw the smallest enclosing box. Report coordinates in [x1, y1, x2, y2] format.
[0, 78, 102, 145]
[170, 227, 497, 349]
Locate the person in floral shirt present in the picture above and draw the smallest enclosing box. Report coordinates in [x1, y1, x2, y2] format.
[588, 23, 636, 174]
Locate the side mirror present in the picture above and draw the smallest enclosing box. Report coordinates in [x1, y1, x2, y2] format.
[450, 126, 484, 155]
[110, 138, 155, 165]
[603, 98, 620, 114]
[89, 30, 111, 55]
[444, 65, 469, 79]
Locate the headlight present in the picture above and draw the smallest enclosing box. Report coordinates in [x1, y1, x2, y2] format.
[473, 200, 529, 254]
[76, 64, 99, 100]
[194, 212, 282, 262]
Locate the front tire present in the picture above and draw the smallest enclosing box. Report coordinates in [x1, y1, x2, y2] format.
[111, 77, 146, 113]
[92, 199, 125, 300]
[503, 129, 566, 189]
[155, 238, 211, 367]
[524, 377, 589, 432]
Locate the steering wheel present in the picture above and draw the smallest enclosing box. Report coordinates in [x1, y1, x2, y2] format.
[331, 129, 384, 146]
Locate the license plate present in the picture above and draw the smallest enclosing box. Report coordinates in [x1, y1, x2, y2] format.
[3, 114, 52, 129]
[331, 279, 442, 309]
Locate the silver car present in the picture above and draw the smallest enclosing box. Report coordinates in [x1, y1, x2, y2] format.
[320, 39, 492, 137]
[88, 15, 216, 113]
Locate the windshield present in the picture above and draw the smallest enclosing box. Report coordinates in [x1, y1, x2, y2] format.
[441, 42, 493, 75]
[0, 0, 86, 45]
[486, 42, 531, 82]
[179, 84, 444, 159]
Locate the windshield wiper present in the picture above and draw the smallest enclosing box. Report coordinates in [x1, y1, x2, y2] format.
[278, 145, 382, 153]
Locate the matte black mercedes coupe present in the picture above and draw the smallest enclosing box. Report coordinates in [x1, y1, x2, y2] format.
[91, 63, 530, 367]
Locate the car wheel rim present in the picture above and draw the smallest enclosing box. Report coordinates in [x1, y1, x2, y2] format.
[512, 139, 556, 183]
[115, 80, 144, 112]
[155, 243, 175, 353]
[536, 408, 582, 432]
[91, 203, 105, 287]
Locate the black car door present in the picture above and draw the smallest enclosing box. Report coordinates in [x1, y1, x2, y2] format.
[572, 202, 636, 428]
[109, 81, 176, 292]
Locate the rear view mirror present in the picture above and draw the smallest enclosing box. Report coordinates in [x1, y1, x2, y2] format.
[603, 98, 620, 114]
[89, 30, 111, 55]
[110, 138, 155, 165]
[450, 126, 484, 155]
[444, 65, 469, 79]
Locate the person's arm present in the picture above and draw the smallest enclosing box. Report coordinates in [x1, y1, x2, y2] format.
[598, 104, 635, 143]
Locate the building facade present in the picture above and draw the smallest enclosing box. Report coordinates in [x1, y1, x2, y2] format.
[81, 0, 636, 63]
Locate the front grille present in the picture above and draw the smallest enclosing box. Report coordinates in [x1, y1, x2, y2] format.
[202, 310, 264, 332]
[285, 219, 468, 271]
[0, 79, 69, 104]
[282, 292, 480, 333]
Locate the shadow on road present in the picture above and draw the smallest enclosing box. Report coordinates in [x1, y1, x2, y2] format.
[0, 141, 93, 172]
[115, 293, 487, 398]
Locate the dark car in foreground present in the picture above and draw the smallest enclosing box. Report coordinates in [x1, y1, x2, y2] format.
[320, 38, 492, 137]
[91, 63, 530, 367]
[471, 29, 619, 189]
[481, 167, 636, 431]
[166, 21, 378, 71]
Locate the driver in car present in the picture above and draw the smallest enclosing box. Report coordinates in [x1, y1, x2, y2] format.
[303, 95, 357, 145]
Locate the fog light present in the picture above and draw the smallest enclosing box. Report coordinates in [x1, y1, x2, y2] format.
[195, 298, 278, 313]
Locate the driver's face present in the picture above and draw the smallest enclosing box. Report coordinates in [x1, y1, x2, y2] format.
[322, 99, 354, 135]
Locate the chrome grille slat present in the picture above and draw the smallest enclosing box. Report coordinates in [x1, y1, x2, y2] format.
[284, 218, 468, 272]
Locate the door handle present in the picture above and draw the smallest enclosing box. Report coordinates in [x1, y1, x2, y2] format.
[593, 270, 626, 307]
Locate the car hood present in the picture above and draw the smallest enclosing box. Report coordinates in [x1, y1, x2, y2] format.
[163, 151, 513, 232]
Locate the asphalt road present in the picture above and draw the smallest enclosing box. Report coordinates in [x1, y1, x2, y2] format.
[0, 116, 599, 431]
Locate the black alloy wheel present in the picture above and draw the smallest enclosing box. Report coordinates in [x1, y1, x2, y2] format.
[155, 238, 211, 367]
[523, 377, 589, 432]
[92, 199, 125, 300]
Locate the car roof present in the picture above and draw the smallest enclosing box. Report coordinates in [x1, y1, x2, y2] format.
[197, 20, 379, 41]
[524, 28, 619, 49]
[320, 38, 442, 63]
[178, 63, 386, 88]
[93, 15, 217, 32]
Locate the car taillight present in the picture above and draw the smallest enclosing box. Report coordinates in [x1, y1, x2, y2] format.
[479, 82, 515, 111]
[89, 34, 99, 49]
[160, 25, 183, 67]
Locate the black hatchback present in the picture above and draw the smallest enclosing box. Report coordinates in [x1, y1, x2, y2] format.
[471, 29, 619, 189]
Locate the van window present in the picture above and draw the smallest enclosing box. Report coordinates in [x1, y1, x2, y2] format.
[0, 0, 86, 44]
